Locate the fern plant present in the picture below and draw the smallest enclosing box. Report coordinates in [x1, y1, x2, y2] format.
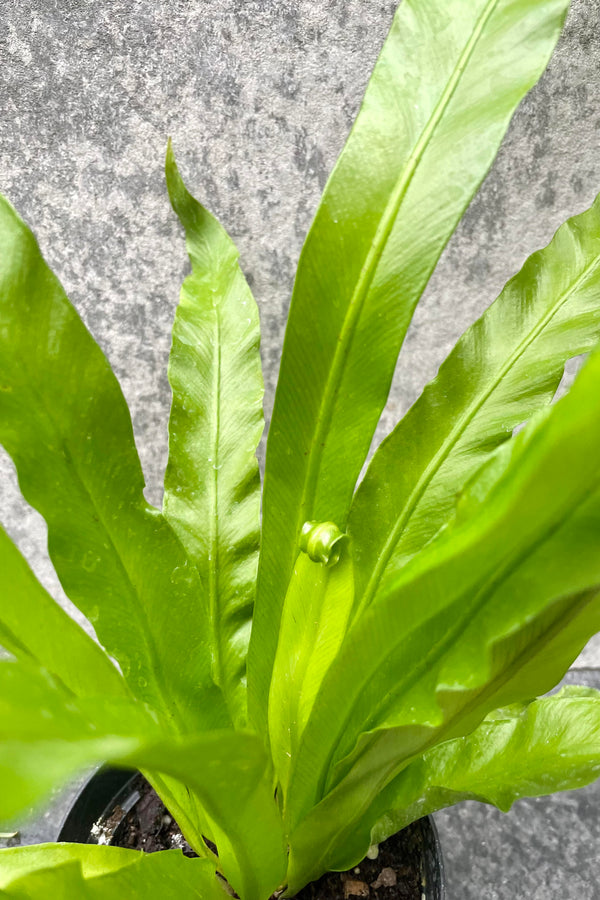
[2, 0, 600, 896]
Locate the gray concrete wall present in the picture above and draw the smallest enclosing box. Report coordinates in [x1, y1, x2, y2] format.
[1, 0, 600, 660]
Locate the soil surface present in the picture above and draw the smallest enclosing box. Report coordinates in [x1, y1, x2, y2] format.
[92, 773, 196, 856]
[100, 775, 424, 899]
[294, 828, 424, 900]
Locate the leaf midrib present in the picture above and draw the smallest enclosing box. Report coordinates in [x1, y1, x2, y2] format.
[357, 242, 600, 616]
[327, 475, 600, 799]
[417, 587, 600, 762]
[298, 653, 600, 882]
[208, 294, 224, 700]
[296, 492, 600, 874]
[294, 0, 500, 539]
[343, 584, 600, 831]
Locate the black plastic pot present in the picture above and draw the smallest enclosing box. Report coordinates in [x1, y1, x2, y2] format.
[59, 768, 446, 899]
[59, 767, 139, 845]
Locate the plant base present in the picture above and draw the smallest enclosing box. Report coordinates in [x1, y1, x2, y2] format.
[59, 769, 445, 899]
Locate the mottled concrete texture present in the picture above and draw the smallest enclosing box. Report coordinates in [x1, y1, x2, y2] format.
[2, 0, 600, 885]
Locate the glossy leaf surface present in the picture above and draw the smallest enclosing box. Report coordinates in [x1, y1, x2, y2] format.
[0, 195, 225, 732]
[0, 660, 154, 823]
[163, 143, 264, 727]
[0, 658, 285, 900]
[0, 844, 160, 888]
[285, 352, 600, 832]
[268, 547, 354, 797]
[250, 0, 571, 732]
[0, 846, 223, 900]
[351, 192, 600, 615]
[0, 525, 127, 699]
[372, 686, 600, 836]
[135, 734, 286, 900]
[287, 688, 600, 887]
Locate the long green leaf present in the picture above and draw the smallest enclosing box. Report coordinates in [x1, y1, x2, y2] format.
[285, 352, 600, 830]
[0, 659, 285, 900]
[268, 543, 354, 797]
[0, 846, 223, 900]
[0, 541, 210, 859]
[163, 142, 264, 727]
[0, 844, 160, 888]
[288, 589, 600, 884]
[371, 686, 600, 837]
[0, 660, 156, 824]
[0, 194, 226, 732]
[135, 735, 286, 900]
[351, 192, 600, 616]
[249, 0, 571, 732]
[0, 525, 127, 699]
[287, 688, 600, 889]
